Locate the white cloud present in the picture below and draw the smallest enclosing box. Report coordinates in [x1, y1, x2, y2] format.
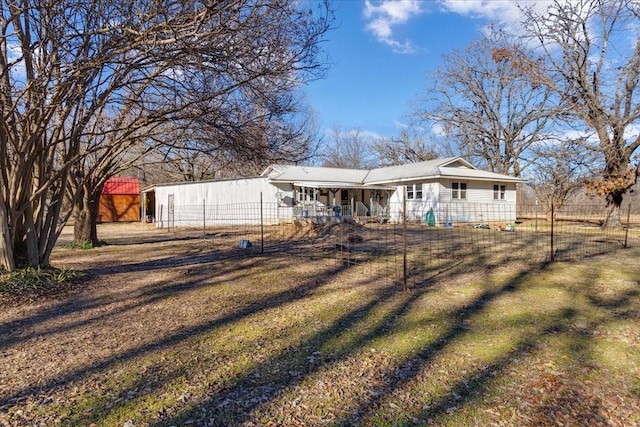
[438, 0, 550, 34]
[624, 123, 640, 141]
[430, 122, 446, 138]
[6, 42, 26, 84]
[343, 128, 383, 142]
[322, 126, 383, 142]
[439, 0, 520, 20]
[363, 0, 423, 54]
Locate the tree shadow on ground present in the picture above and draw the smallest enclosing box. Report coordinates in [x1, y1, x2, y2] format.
[155, 244, 640, 426]
[151, 251, 545, 426]
[2, 226, 638, 426]
[0, 246, 272, 350]
[0, 244, 350, 409]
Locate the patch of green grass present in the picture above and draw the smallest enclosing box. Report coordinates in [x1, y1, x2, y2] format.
[63, 240, 94, 250]
[0, 265, 80, 294]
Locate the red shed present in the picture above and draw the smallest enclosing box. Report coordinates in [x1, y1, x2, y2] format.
[98, 177, 140, 222]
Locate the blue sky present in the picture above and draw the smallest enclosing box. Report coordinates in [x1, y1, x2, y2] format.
[305, 0, 541, 140]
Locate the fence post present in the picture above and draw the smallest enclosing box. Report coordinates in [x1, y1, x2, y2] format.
[203, 199, 206, 237]
[624, 203, 631, 248]
[403, 188, 408, 292]
[550, 202, 555, 263]
[260, 192, 264, 254]
[168, 194, 174, 233]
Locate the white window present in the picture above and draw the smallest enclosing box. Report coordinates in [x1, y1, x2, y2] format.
[493, 184, 506, 200]
[452, 182, 467, 200]
[406, 183, 423, 200]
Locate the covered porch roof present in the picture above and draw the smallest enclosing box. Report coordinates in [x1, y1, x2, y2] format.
[291, 181, 395, 191]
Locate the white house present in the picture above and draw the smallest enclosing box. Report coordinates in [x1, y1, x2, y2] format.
[145, 157, 524, 228]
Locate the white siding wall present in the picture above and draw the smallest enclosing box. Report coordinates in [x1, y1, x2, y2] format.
[155, 178, 291, 228]
[153, 175, 518, 228]
[438, 180, 517, 224]
[439, 181, 451, 203]
[388, 181, 440, 223]
[388, 180, 517, 224]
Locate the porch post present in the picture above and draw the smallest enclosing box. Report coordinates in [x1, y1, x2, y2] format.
[140, 192, 146, 223]
[313, 188, 317, 216]
[303, 187, 307, 217]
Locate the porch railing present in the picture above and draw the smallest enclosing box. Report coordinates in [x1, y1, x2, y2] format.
[293, 201, 328, 217]
[293, 202, 354, 218]
[370, 201, 389, 220]
[355, 201, 369, 217]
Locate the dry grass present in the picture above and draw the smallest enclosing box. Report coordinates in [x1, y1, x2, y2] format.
[0, 223, 639, 426]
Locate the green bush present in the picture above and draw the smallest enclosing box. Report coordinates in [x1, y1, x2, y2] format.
[0, 266, 82, 295]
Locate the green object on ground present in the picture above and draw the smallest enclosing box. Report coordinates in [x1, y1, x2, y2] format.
[425, 210, 435, 226]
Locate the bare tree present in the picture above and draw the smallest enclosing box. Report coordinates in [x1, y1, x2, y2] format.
[0, 0, 333, 269]
[148, 103, 321, 183]
[322, 126, 376, 169]
[528, 140, 595, 220]
[419, 31, 558, 177]
[68, 115, 167, 246]
[520, 0, 640, 227]
[72, 2, 330, 247]
[372, 129, 440, 166]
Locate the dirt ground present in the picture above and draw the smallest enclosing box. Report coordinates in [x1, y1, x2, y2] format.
[1, 222, 639, 426]
[56, 221, 195, 246]
[1, 223, 262, 421]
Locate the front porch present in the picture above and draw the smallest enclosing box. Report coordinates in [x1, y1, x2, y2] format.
[293, 185, 393, 223]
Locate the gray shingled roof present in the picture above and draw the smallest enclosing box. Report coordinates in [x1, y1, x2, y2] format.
[263, 164, 369, 184]
[262, 157, 523, 188]
[437, 167, 523, 182]
[363, 157, 467, 184]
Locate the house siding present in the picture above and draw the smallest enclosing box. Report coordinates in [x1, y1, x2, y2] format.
[437, 180, 517, 224]
[148, 158, 521, 227]
[388, 181, 440, 223]
[155, 177, 292, 228]
[386, 180, 518, 225]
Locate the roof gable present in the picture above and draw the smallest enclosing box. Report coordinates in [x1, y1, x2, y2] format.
[439, 158, 476, 169]
[364, 157, 469, 184]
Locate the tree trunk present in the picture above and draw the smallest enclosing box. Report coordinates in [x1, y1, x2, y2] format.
[0, 202, 15, 271]
[603, 203, 622, 229]
[603, 188, 625, 229]
[73, 189, 100, 247]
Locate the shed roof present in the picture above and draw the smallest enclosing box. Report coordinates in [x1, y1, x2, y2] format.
[102, 177, 140, 195]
